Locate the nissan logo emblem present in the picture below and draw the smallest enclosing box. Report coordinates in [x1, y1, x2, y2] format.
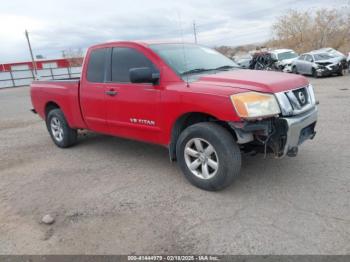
[298, 91, 306, 104]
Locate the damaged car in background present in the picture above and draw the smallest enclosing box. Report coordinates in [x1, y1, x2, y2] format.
[292, 51, 346, 77]
[317, 47, 349, 73]
[270, 49, 298, 73]
[248, 49, 298, 72]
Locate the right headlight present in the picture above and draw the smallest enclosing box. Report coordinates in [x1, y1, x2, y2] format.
[230, 92, 281, 120]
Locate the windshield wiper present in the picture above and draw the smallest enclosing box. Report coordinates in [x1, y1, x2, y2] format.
[180, 68, 213, 75]
[181, 65, 237, 75]
[211, 65, 237, 71]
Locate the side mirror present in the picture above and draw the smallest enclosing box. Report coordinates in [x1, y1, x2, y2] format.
[129, 67, 160, 84]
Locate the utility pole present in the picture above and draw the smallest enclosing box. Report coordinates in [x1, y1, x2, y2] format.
[193, 21, 198, 44]
[25, 29, 37, 78]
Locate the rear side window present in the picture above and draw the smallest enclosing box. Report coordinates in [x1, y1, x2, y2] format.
[87, 48, 108, 82]
[112, 47, 155, 82]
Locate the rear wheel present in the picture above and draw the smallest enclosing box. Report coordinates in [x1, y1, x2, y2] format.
[176, 122, 241, 191]
[46, 109, 77, 148]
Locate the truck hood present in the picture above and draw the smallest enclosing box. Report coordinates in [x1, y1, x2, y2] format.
[195, 69, 308, 93]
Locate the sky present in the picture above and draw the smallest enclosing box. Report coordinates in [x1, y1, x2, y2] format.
[0, 0, 348, 63]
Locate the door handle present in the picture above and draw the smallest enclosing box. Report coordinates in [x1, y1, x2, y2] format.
[105, 89, 118, 96]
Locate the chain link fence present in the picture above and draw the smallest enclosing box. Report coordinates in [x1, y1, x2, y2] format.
[0, 67, 82, 89]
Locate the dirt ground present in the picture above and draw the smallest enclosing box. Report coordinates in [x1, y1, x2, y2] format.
[0, 74, 349, 254]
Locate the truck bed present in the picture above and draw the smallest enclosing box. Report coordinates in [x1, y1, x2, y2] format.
[30, 79, 87, 129]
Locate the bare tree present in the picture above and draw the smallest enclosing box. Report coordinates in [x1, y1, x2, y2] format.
[62, 48, 84, 67]
[270, 7, 350, 54]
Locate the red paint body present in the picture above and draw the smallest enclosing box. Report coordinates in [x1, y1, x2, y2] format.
[30, 41, 309, 147]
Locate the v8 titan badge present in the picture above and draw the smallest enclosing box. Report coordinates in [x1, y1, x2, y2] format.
[130, 118, 156, 126]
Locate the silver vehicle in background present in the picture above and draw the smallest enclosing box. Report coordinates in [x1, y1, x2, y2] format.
[270, 49, 298, 72]
[292, 51, 345, 77]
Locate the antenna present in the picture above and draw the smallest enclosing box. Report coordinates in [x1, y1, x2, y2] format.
[193, 21, 198, 44]
[177, 12, 190, 87]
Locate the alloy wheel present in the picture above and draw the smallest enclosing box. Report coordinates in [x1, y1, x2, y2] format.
[50, 117, 64, 142]
[184, 138, 219, 180]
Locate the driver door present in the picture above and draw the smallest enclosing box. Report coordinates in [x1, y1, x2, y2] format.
[104, 46, 162, 143]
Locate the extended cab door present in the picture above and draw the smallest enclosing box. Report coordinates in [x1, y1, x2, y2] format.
[80, 48, 111, 133]
[104, 46, 162, 143]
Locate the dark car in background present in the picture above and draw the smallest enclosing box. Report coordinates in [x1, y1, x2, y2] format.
[292, 51, 345, 77]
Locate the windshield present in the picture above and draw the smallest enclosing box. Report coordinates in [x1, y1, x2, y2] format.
[277, 51, 298, 60]
[150, 44, 239, 77]
[314, 53, 334, 61]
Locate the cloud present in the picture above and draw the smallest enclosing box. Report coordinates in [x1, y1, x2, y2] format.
[0, 0, 346, 62]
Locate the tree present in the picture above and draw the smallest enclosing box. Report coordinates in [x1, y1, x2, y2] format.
[62, 48, 84, 67]
[270, 7, 350, 54]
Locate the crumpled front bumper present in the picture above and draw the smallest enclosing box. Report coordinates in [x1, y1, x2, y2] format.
[230, 106, 318, 158]
[279, 107, 317, 157]
[316, 64, 340, 76]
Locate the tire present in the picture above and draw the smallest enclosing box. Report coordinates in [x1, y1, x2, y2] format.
[46, 108, 77, 148]
[312, 68, 318, 78]
[292, 66, 298, 74]
[176, 122, 241, 191]
[338, 66, 344, 76]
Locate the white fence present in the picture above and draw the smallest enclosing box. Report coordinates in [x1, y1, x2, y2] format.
[0, 67, 82, 89]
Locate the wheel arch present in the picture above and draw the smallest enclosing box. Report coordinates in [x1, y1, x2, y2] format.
[168, 112, 237, 161]
[45, 101, 61, 119]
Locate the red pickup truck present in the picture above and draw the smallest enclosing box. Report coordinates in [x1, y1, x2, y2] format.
[30, 41, 317, 191]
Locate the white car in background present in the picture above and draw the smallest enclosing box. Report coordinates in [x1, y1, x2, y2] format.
[270, 49, 299, 73]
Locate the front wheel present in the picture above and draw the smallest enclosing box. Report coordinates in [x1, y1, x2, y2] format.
[176, 122, 241, 191]
[46, 109, 77, 148]
[312, 68, 318, 78]
[292, 66, 298, 74]
[338, 66, 345, 76]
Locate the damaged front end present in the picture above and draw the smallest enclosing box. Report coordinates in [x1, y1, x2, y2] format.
[229, 84, 318, 158]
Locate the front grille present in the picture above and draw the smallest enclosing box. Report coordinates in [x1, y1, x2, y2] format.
[286, 87, 310, 111]
[292, 87, 309, 107]
[330, 65, 339, 71]
[275, 85, 316, 116]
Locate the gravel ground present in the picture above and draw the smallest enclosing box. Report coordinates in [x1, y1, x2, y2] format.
[0, 74, 349, 255]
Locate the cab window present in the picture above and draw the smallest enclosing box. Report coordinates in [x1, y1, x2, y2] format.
[111, 47, 155, 83]
[87, 48, 108, 82]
